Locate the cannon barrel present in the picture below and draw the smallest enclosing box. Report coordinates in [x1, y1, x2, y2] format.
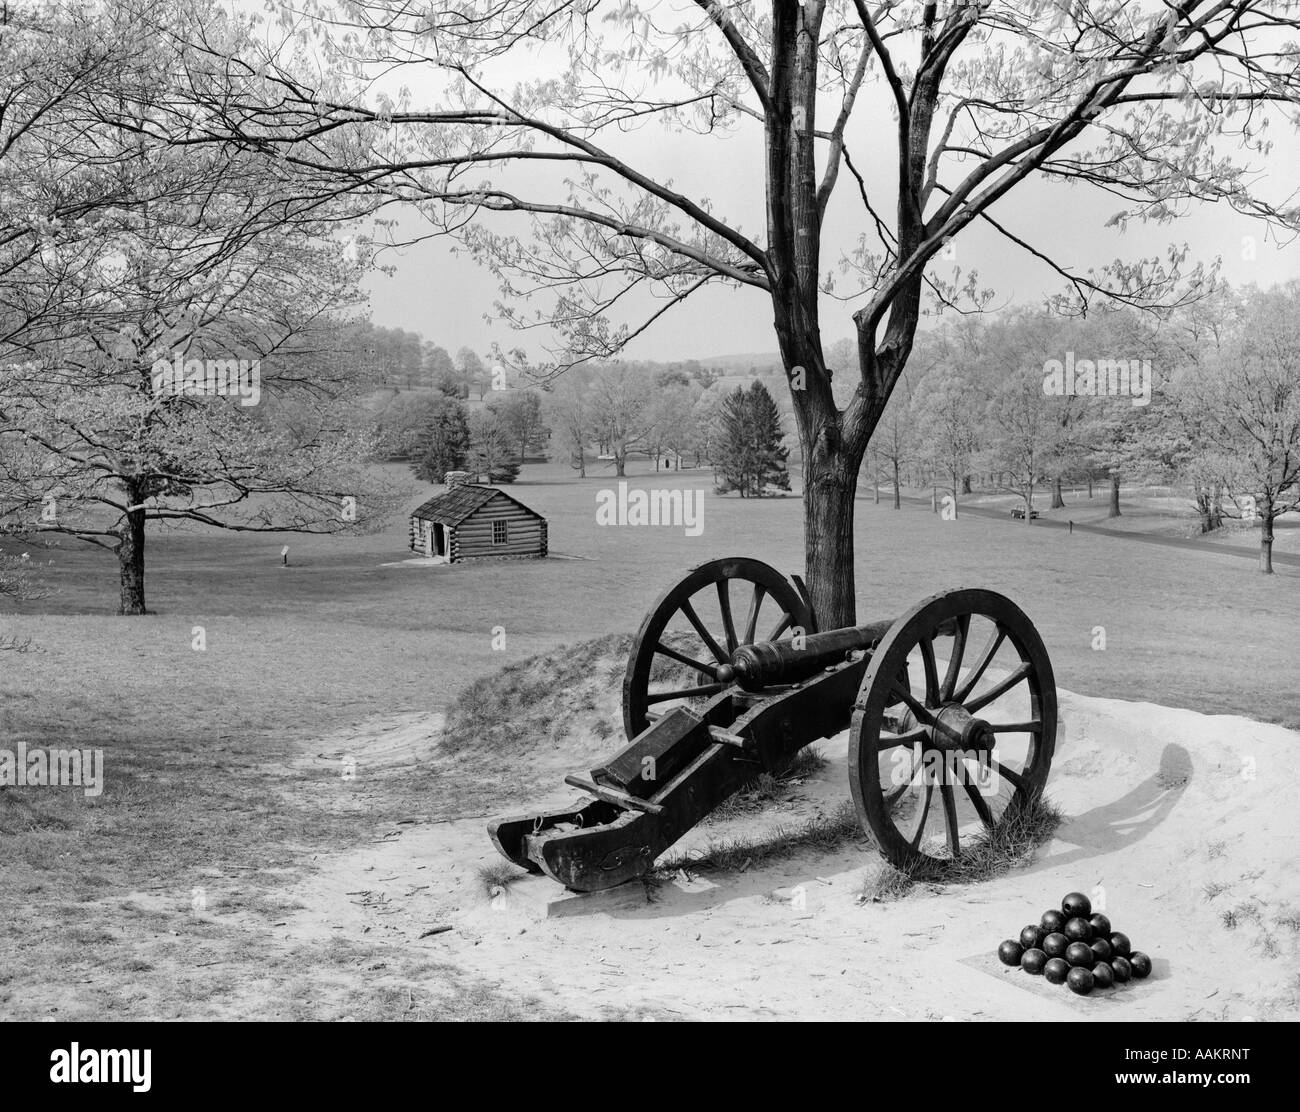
[718, 620, 895, 690]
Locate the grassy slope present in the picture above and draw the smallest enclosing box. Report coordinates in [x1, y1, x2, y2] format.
[0, 458, 1295, 1017]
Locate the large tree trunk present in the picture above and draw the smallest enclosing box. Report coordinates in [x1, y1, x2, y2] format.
[802, 449, 858, 629]
[1108, 474, 1121, 518]
[117, 496, 147, 615]
[892, 460, 900, 509]
[1087, 474, 1093, 498]
[615, 451, 625, 477]
[961, 473, 972, 495]
[1050, 475, 1065, 509]
[1260, 510, 1275, 574]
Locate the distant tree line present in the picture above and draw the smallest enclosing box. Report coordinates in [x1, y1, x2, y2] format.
[856, 281, 1300, 573]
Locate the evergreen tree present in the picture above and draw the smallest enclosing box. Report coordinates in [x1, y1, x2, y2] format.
[715, 382, 789, 497]
[424, 344, 462, 397]
[410, 397, 470, 482]
[747, 381, 790, 496]
[714, 386, 755, 497]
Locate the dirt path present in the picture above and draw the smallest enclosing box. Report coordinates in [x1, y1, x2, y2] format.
[268, 689, 1300, 1021]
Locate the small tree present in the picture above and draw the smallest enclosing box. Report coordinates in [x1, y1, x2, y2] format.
[544, 369, 593, 477]
[869, 371, 917, 510]
[715, 382, 789, 497]
[590, 364, 654, 477]
[466, 412, 520, 484]
[457, 347, 487, 400]
[1176, 284, 1300, 573]
[410, 397, 471, 482]
[748, 381, 790, 496]
[488, 391, 549, 463]
[912, 375, 976, 517]
[644, 375, 700, 471]
[425, 344, 462, 397]
[714, 387, 755, 497]
[985, 365, 1057, 523]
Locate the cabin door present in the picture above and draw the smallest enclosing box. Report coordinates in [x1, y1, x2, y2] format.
[433, 524, 446, 556]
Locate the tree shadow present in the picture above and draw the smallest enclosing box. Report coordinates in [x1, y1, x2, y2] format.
[1021, 742, 1193, 875]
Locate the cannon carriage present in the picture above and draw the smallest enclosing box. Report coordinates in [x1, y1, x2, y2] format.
[489, 557, 1057, 892]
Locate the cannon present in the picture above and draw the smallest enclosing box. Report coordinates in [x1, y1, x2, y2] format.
[488, 557, 1057, 891]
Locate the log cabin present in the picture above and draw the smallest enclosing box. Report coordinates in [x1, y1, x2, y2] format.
[408, 480, 547, 563]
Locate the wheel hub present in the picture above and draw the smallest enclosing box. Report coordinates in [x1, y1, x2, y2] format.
[897, 703, 994, 753]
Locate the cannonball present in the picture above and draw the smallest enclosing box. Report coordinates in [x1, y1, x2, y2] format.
[1092, 962, 1114, 989]
[1021, 948, 1048, 976]
[1065, 941, 1094, 968]
[1089, 913, 1112, 936]
[1089, 938, 1113, 963]
[1061, 892, 1092, 919]
[1042, 932, 1069, 958]
[1041, 909, 1067, 933]
[1019, 925, 1045, 950]
[1067, 966, 1095, 995]
[1064, 917, 1093, 942]
[1129, 951, 1153, 979]
[1043, 957, 1070, 984]
[1111, 955, 1132, 983]
[1110, 931, 1132, 957]
[998, 939, 1025, 966]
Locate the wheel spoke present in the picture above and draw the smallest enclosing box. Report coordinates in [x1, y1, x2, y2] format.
[885, 748, 921, 808]
[654, 642, 720, 680]
[741, 583, 766, 645]
[765, 612, 792, 641]
[716, 580, 738, 653]
[965, 661, 1033, 713]
[939, 783, 961, 856]
[879, 726, 928, 749]
[918, 636, 939, 705]
[987, 719, 1042, 734]
[908, 780, 934, 848]
[891, 685, 937, 727]
[993, 760, 1025, 792]
[940, 613, 971, 701]
[678, 599, 729, 664]
[961, 768, 995, 826]
[646, 681, 727, 705]
[952, 626, 1005, 705]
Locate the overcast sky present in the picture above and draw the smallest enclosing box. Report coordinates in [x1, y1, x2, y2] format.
[352, 15, 1300, 364]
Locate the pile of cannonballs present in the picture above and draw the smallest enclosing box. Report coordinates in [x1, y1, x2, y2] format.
[997, 891, 1152, 996]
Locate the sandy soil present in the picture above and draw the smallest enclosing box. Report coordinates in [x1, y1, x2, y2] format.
[261, 682, 1300, 1022]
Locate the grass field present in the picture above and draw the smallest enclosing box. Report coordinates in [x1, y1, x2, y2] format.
[1, 457, 1296, 1018]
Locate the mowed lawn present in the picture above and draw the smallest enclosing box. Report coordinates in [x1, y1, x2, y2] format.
[0, 458, 1295, 1018]
[4, 458, 1294, 728]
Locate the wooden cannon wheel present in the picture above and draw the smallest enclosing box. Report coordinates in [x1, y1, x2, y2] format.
[622, 557, 816, 740]
[848, 588, 1057, 878]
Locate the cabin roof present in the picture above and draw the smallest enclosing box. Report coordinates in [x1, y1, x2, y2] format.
[410, 484, 543, 526]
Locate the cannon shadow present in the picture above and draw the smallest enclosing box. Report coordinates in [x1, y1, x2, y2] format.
[1020, 742, 1193, 876]
[565, 745, 1193, 919]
